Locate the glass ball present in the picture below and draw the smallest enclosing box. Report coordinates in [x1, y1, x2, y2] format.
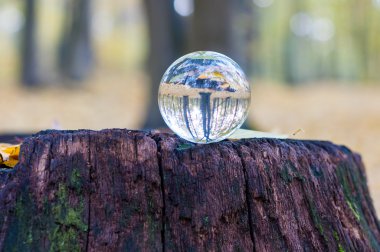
[158, 51, 251, 144]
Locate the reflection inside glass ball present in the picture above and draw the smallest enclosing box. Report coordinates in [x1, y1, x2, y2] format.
[158, 51, 251, 144]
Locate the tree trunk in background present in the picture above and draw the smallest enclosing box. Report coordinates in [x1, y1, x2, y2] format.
[190, 0, 252, 73]
[190, 0, 253, 128]
[250, 2, 261, 78]
[143, 0, 187, 129]
[190, 0, 232, 56]
[1, 129, 380, 251]
[21, 0, 41, 86]
[58, 0, 94, 82]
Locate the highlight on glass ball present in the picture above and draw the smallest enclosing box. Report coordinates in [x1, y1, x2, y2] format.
[158, 51, 251, 144]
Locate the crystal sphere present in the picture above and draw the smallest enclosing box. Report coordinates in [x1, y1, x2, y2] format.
[158, 51, 251, 144]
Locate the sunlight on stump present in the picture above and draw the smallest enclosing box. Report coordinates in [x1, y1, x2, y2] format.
[0, 129, 379, 251]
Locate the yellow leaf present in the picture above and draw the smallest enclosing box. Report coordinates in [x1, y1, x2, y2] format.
[198, 73, 207, 79]
[211, 71, 224, 78]
[0, 143, 20, 168]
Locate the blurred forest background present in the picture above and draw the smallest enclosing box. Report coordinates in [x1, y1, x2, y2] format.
[0, 0, 380, 212]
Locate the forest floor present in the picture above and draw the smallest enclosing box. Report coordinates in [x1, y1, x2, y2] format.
[1, 73, 380, 214]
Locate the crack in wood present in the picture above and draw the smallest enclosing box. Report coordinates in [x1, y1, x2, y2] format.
[151, 133, 166, 252]
[157, 143, 166, 252]
[85, 134, 92, 252]
[232, 142, 256, 252]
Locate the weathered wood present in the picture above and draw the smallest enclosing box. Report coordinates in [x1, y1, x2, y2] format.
[0, 129, 379, 251]
[0, 134, 30, 144]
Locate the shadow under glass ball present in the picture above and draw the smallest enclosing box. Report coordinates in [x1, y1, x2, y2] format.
[158, 51, 251, 144]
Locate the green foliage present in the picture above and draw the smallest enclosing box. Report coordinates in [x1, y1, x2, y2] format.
[70, 168, 82, 191]
[3, 186, 34, 252]
[333, 230, 346, 252]
[253, 0, 380, 83]
[336, 162, 380, 250]
[3, 166, 88, 251]
[333, 230, 339, 241]
[176, 143, 194, 151]
[346, 200, 361, 221]
[49, 183, 87, 251]
[338, 244, 345, 252]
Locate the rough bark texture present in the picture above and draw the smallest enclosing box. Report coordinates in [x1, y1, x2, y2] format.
[0, 134, 30, 144]
[0, 129, 379, 251]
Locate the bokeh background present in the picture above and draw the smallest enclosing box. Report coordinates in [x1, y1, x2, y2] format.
[0, 0, 379, 212]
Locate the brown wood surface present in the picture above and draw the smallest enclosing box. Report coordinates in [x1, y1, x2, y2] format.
[0, 129, 379, 251]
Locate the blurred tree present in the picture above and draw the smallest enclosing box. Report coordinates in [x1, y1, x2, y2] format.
[143, 0, 187, 129]
[368, 2, 380, 80]
[190, 0, 254, 128]
[58, 0, 94, 81]
[21, 0, 41, 86]
[351, 0, 370, 80]
[283, 0, 314, 84]
[190, 0, 253, 73]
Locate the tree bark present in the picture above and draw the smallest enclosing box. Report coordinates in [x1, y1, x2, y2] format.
[0, 134, 30, 144]
[21, 0, 41, 86]
[1, 129, 379, 251]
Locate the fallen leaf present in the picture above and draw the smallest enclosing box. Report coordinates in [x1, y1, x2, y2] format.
[0, 143, 20, 168]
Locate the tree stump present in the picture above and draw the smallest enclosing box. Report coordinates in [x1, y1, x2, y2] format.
[0, 129, 379, 251]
